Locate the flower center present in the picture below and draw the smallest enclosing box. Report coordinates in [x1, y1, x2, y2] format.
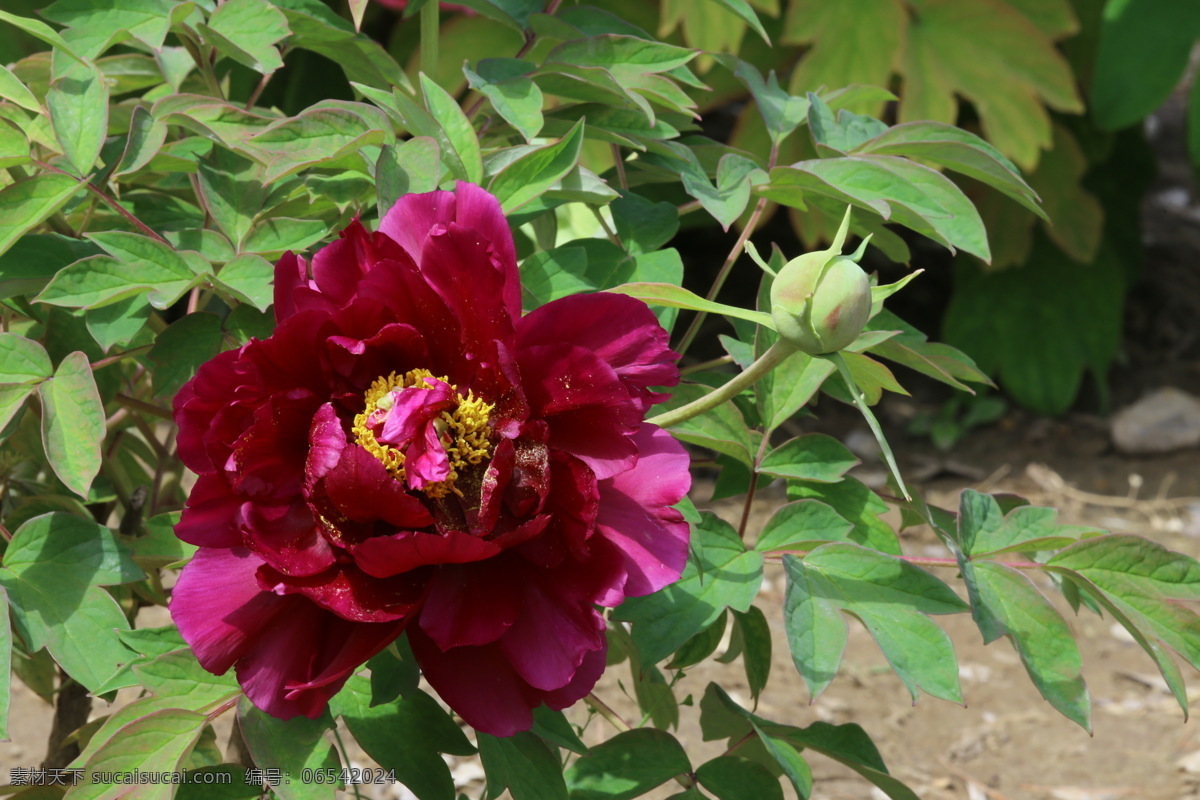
[352, 369, 493, 499]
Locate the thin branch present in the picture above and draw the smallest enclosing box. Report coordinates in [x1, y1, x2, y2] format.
[91, 344, 153, 371]
[680, 354, 733, 376]
[611, 143, 628, 190]
[585, 693, 633, 732]
[115, 393, 174, 422]
[675, 139, 780, 357]
[32, 160, 170, 245]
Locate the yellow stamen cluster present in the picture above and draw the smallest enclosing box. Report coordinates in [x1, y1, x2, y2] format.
[351, 369, 492, 499]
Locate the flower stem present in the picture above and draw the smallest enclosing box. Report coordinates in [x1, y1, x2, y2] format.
[585, 693, 633, 732]
[420, 1, 439, 81]
[825, 351, 910, 501]
[648, 341, 796, 429]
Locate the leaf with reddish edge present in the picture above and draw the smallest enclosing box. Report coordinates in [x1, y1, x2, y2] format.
[38, 351, 104, 498]
[69, 709, 210, 800]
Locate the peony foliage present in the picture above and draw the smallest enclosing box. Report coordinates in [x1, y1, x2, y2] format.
[0, 1, 1196, 799]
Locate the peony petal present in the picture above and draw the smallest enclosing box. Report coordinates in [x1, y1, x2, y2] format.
[354, 530, 502, 578]
[241, 500, 336, 577]
[592, 425, 691, 604]
[517, 292, 679, 410]
[518, 343, 640, 480]
[542, 643, 607, 711]
[419, 559, 521, 649]
[237, 602, 404, 719]
[170, 547, 290, 674]
[272, 251, 309, 322]
[378, 182, 520, 321]
[322, 444, 434, 528]
[256, 562, 426, 623]
[176, 472, 243, 548]
[305, 403, 347, 486]
[175, 347, 253, 474]
[497, 576, 606, 691]
[408, 627, 536, 737]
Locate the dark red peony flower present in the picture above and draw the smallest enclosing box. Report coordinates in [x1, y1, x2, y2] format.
[170, 183, 690, 736]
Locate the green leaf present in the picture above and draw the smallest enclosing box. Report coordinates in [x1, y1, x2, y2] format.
[0, 118, 30, 169]
[118, 624, 187, 659]
[957, 489, 1080, 557]
[489, 120, 584, 213]
[71, 709, 209, 800]
[478, 732, 567, 800]
[132, 512, 197, 570]
[566, 729, 691, 800]
[757, 349, 836, 432]
[613, 513, 763, 665]
[971, 561, 1090, 730]
[213, 254, 274, 311]
[755, 500, 854, 552]
[696, 756, 782, 800]
[1091, 0, 1200, 130]
[652, 383, 759, 466]
[0, 334, 52, 383]
[39, 234, 200, 310]
[241, 217, 328, 257]
[777, 720, 919, 800]
[783, 0, 904, 117]
[607, 283, 773, 329]
[806, 94, 888, 154]
[0, 174, 82, 259]
[731, 606, 771, 703]
[133, 648, 241, 708]
[466, 58, 544, 142]
[723, 59, 809, 144]
[763, 156, 990, 261]
[0, 513, 142, 691]
[199, 0, 290, 74]
[38, 352, 104, 498]
[521, 242, 682, 325]
[866, 309, 991, 393]
[238, 701, 338, 800]
[853, 121, 1044, 218]
[149, 313, 224, 398]
[668, 611, 727, 670]
[376, 138, 441, 216]
[332, 677, 473, 800]
[943, 232, 1122, 414]
[176, 766, 264, 800]
[85, 295, 150, 352]
[788, 476, 900, 554]
[247, 106, 390, 184]
[783, 544, 967, 703]
[532, 707, 588, 756]
[545, 35, 697, 81]
[758, 434, 858, 483]
[46, 55, 108, 178]
[421, 73, 483, 185]
[41, 0, 173, 57]
[0, 9, 84, 61]
[610, 192, 678, 255]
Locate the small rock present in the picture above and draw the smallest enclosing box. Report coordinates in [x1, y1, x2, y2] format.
[1111, 387, 1200, 454]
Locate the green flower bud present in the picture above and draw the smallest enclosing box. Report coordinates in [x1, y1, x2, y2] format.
[769, 207, 871, 355]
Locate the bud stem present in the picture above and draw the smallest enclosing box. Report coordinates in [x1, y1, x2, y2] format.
[826, 351, 911, 501]
[649, 341, 798, 429]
